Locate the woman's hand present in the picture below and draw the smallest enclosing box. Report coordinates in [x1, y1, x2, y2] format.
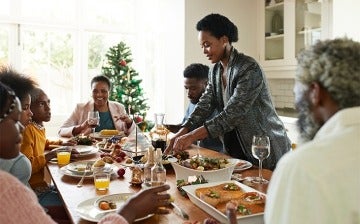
[164, 127, 189, 154]
[118, 184, 171, 223]
[172, 133, 195, 153]
[72, 120, 92, 136]
[114, 115, 133, 128]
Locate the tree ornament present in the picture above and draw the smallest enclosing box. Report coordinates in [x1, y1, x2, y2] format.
[119, 59, 127, 66]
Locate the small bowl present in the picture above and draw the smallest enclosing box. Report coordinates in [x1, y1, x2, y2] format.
[171, 158, 239, 182]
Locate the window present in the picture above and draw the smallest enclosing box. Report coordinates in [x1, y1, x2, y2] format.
[0, 0, 184, 135]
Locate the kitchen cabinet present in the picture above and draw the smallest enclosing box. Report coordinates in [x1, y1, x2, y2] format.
[258, 0, 332, 78]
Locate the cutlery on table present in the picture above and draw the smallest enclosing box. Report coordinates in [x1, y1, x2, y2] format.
[77, 162, 92, 188]
[171, 202, 189, 220]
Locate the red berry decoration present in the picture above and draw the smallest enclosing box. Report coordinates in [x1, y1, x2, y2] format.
[119, 59, 127, 66]
[119, 151, 127, 158]
[117, 168, 126, 177]
[115, 156, 123, 163]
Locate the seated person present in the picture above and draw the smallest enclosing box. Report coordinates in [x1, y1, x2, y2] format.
[58, 75, 135, 137]
[169, 63, 223, 151]
[0, 68, 37, 186]
[0, 81, 32, 187]
[265, 38, 360, 223]
[20, 88, 65, 208]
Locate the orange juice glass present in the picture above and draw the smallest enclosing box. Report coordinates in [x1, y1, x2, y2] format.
[56, 147, 71, 166]
[94, 172, 110, 192]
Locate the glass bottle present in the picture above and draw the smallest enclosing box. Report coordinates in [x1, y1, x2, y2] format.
[150, 113, 169, 152]
[151, 148, 166, 186]
[143, 148, 155, 186]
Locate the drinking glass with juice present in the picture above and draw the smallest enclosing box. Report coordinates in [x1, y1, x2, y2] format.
[94, 172, 110, 192]
[57, 147, 71, 166]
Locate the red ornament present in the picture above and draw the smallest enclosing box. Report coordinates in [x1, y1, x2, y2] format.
[134, 115, 143, 123]
[119, 59, 127, 66]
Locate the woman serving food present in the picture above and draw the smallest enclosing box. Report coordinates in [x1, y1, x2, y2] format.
[58, 75, 135, 137]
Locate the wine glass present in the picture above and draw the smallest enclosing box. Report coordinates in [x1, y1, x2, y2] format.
[251, 135, 270, 184]
[87, 111, 100, 134]
[192, 140, 202, 159]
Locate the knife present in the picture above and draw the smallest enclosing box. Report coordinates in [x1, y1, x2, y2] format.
[171, 202, 189, 220]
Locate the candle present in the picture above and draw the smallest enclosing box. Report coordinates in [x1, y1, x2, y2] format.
[127, 70, 130, 81]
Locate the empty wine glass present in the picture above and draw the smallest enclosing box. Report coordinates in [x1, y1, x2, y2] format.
[192, 140, 202, 159]
[87, 111, 100, 133]
[251, 135, 270, 184]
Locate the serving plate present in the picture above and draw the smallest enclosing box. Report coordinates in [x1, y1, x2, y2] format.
[171, 158, 240, 182]
[182, 180, 265, 224]
[76, 193, 153, 222]
[89, 131, 125, 139]
[233, 160, 253, 172]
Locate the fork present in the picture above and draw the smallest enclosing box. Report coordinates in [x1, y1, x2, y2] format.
[77, 162, 92, 188]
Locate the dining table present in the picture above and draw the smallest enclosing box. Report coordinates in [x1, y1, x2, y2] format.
[46, 143, 272, 224]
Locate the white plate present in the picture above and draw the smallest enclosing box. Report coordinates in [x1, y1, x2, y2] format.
[89, 131, 125, 139]
[66, 161, 113, 175]
[55, 145, 99, 158]
[182, 180, 265, 224]
[59, 163, 116, 179]
[76, 193, 153, 222]
[233, 160, 253, 172]
[72, 146, 99, 158]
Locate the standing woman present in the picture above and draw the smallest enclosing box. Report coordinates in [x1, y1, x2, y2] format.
[167, 14, 291, 170]
[58, 75, 135, 137]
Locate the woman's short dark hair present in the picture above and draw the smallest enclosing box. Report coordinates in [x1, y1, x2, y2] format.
[91, 75, 111, 89]
[196, 13, 238, 43]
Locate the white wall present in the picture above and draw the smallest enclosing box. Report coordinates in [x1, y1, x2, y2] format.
[331, 0, 360, 41]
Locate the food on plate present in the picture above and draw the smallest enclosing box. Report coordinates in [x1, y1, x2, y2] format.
[195, 183, 245, 206]
[93, 159, 106, 168]
[69, 135, 93, 145]
[75, 164, 86, 172]
[100, 129, 119, 136]
[194, 182, 265, 217]
[101, 156, 114, 164]
[125, 158, 133, 164]
[179, 157, 230, 171]
[238, 192, 266, 205]
[98, 200, 116, 210]
[120, 137, 128, 145]
[173, 150, 190, 161]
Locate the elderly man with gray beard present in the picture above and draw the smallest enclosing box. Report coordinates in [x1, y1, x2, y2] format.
[265, 38, 360, 224]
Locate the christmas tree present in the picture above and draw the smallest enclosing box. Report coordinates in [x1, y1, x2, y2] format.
[101, 41, 150, 131]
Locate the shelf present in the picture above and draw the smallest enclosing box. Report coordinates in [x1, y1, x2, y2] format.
[265, 34, 284, 40]
[265, 2, 284, 11]
[297, 27, 321, 35]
